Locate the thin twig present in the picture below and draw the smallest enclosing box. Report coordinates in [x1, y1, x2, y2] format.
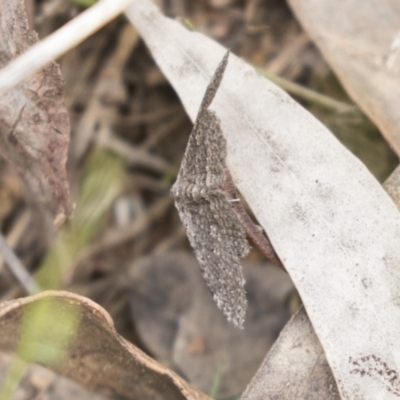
[266, 34, 310, 75]
[117, 106, 182, 128]
[257, 68, 358, 114]
[141, 114, 187, 151]
[63, 32, 110, 108]
[0, 0, 137, 96]
[72, 24, 140, 160]
[0, 210, 31, 273]
[99, 131, 170, 173]
[128, 173, 169, 192]
[0, 232, 40, 294]
[74, 195, 173, 264]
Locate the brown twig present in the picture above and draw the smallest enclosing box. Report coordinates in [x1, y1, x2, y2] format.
[73, 195, 173, 265]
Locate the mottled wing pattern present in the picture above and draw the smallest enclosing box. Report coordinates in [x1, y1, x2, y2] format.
[177, 114, 209, 188]
[203, 109, 249, 258]
[175, 195, 248, 327]
[171, 52, 250, 327]
[178, 51, 229, 188]
[203, 111, 226, 189]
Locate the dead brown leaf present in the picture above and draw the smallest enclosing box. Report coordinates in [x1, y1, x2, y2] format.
[0, 0, 71, 224]
[0, 291, 210, 400]
[288, 0, 400, 155]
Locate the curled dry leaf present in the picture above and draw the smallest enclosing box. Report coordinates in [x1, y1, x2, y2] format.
[0, 291, 210, 400]
[127, 2, 400, 399]
[288, 0, 400, 156]
[0, 0, 71, 224]
[242, 167, 400, 400]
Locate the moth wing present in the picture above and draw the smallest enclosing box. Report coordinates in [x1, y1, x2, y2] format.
[209, 190, 250, 259]
[176, 119, 209, 187]
[176, 52, 229, 189]
[203, 110, 227, 188]
[174, 195, 248, 327]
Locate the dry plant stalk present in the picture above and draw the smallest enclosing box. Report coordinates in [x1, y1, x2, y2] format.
[0, 0, 137, 97]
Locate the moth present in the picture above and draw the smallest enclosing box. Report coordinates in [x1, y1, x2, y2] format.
[171, 52, 249, 327]
[171, 52, 282, 327]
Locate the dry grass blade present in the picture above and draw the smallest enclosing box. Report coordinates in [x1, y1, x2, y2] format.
[257, 68, 357, 114]
[0, 0, 137, 97]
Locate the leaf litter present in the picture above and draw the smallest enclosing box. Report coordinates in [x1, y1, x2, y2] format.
[0, 1, 399, 399]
